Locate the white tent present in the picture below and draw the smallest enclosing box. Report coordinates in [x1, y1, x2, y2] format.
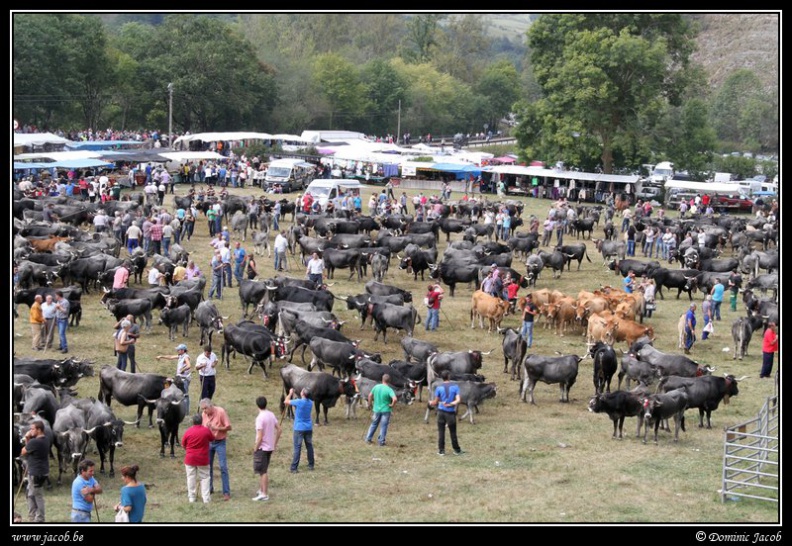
[13, 132, 72, 148]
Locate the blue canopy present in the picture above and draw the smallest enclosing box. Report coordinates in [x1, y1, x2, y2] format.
[426, 163, 482, 180]
[66, 140, 143, 151]
[14, 158, 114, 170]
[14, 162, 54, 170]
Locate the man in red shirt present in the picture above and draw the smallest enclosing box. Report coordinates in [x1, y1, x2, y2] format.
[760, 322, 778, 379]
[200, 399, 233, 500]
[181, 414, 214, 503]
[149, 219, 163, 256]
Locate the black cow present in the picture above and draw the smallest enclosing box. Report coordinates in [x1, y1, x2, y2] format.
[13, 357, 95, 391]
[637, 345, 714, 378]
[536, 250, 569, 279]
[640, 389, 688, 444]
[368, 252, 389, 283]
[650, 267, 700, 300]
[588, 390, 645, 439]
[525, 254, 544, 287]
[699, 257, 741, 273]
[220, 321, 289, 377]
[274, 307, 339, 339]
[307, 338, 374, 378]
[323, 247, 363, 281]
[659, 374, 744, 429]
[287, 318, 354, 364]
[102, 297, 154, 331]
[589, 341, 617, 395]
[608, 258, 661, 278]
[195, 301, 225, 349]
[279, 364, 357, 425]
[429, 262, 482, 296]
[364, 280, 413, 303]
[499, 327, 526, 381]
[97, 365, 177, 428]
[507, 234, 540, 259]
[160, 303, 192, 341]
[438, 217, 469, 242]
[368, 302, 420, 343]
[265, 284, 334, 312]
[142, 383, 189, 458]
[398, 249, 435, 281]
[22, 384, 60, 427]
[345, 375, 415, 419]
[401, 336, 439, 364]
[354, 359, 417, 392]
[85, 401, 132, 476]
[573, 218, 596, 240]
[423, 379, 497, 424]
[745, 273, 778, 300]
[387, 360, 429, 401]
[238, 279, 270, 318]
[426, 349, 492, 386]
[340, 293, 403, 329]
[519, 354, 583, 405]
[103, 286, 168, 313]
[52, 404, 91, 484]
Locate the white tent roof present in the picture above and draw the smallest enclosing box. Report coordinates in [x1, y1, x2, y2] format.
[14, 132, 72, 147]
[664, 180, 749, 194]
[15, 150, 102, 161]
[485, 165, 639, 184]
[172, 132, 275, 147]
[159, 151, 225, 162]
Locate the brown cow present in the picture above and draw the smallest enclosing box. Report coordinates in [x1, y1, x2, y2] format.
[550, 297, 577, 337]
[614, 292, 646, 323]
[586, 314, 619, 345]
[609, 315, 655, 346]
[27, 236, 71, 253]
[470, 290, 510, 333]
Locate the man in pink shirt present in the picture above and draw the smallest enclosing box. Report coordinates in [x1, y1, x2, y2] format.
[112, 261, 130, 290]
[252, 396, 281, 501]
[200, 399, 233, 500]
[181, 414, 214, 503]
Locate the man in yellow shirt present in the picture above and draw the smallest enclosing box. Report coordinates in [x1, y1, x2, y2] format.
[29, 294, 45, 350]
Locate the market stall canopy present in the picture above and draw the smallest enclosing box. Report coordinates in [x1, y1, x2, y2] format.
[15, 150, 103, 161]
[158, 151, 225, 162]
[484, 165, 640, 185]
[65, 140, 145, 151]
[664, 180, 750, 195]
[492, 156, 516, 163]
[14, 158, 114, 169]
[428, 163, 483, 179]
[13, 132, 71, 148]
[173, 132, 275, 147]
[97, 150, 171, 163]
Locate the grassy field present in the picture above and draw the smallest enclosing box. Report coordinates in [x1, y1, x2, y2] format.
[12, 182, 779, 525]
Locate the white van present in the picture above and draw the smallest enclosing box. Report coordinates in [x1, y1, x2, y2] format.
[304, 179, 363, 210]
[263, 158, 316, 193]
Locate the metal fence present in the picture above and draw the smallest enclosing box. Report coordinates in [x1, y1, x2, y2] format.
[720, 383, 779, 503]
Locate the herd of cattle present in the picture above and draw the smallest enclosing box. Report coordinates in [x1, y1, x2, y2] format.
[13, 184, 779, 491]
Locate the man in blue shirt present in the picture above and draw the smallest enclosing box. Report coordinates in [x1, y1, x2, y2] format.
[284, 387, 315, 473]
[71, 459, 103, 522]
[684, 303, 697, 354]
[429, 371, 464, 456]
[623, 270, 636, 294]
[710, 278, 725, 321]
[233, 241, 247, 286]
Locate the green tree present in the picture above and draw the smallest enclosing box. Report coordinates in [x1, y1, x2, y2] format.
[311, 53, 367, 129]
[709, 69, 769, 148]
[666, 99, 717, 178]
[474, 60, 520, 134]
[433, 14, 492, 85]
[360, 59, 409, 135]
[712, 155, 758, 180]
[523, 14, 697, 173]
[402, 14, 444, 63]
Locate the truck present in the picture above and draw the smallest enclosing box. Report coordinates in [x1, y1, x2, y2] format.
[262, 158, 316, 193]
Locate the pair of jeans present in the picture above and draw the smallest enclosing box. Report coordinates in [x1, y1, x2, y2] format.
[365, 411, 391, 445]
[627, 240, 635, 256]
[200, 375, 216, 401]
[761, 352, 775, 378]
[70, 509, 91, 522]
[425, 308, 439, 330]
[57, 318, 68, 351]
[223, 264, 233, 287]
[684, 328, 695, 350]
[209, 274, 223, 299]
[162, 237, 171, 257]
[712, 301, 722, 321]
[116, 351, 129, 371]
[209, 439, 230, 496]
[437, 411, 460, 453]
[274, 250, 287, 271]
[290, 430, 315, 471]
[234, 262, 244, 283]
[521, 320, 535, 347]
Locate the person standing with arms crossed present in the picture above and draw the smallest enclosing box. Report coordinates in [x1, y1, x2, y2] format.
[71, 459, 103, 522]
[21, 420, 50, 522]
[760, 322, 778, 379]
[54, 291, 70, 354]
[284, 387, 315, 473]
[252, 396, 282, 501]
[41, 294, 57, 350]
[200, 399, 233, 501]
[429, 370, 464, 456]
[364, 374, 398, 447]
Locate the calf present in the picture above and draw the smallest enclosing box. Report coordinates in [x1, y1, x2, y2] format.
[731, 314, 764, 360]
[500, 327, 527, 381]
[423, 379, 497, 424]
[470, 290, 510, 333]
[617, 354, 657, 390]
[588, 390, 644, 439]
[589, 341, 617, 394]
[641, 389, 688, 444]
[160, 303, 192, 341]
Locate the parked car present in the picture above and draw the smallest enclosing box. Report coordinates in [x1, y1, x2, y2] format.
[635, 186, 662, 201]
[714, 194, 753, 212]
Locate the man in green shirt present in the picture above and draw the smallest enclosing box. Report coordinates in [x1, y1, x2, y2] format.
[364, 374, 398, 447]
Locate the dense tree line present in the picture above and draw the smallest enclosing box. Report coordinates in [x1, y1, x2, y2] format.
[13, 13, 777, 175]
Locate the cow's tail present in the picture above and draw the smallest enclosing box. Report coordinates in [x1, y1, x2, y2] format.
[585, 248, 592, 262]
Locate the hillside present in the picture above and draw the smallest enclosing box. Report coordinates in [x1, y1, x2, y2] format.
[689, 13, 779, 93]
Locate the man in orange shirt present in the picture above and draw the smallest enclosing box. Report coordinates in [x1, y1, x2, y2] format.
[29, 294, 45, 350]
[200, 399, 233, 500]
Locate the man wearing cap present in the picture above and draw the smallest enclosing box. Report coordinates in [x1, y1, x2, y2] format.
[283, 387, 315, 473]
[157, 344, 192, 409]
